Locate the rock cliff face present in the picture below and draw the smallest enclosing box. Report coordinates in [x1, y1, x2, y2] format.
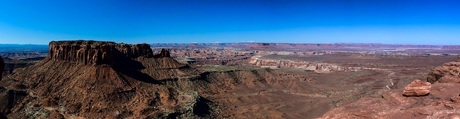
[48, 40, 153, 65]
[427, 59, 460, 83]
[402, 79, 431, 97]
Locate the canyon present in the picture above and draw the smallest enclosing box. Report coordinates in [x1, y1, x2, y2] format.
[1, 41, 460, 118]
[249, 55, 360, 73]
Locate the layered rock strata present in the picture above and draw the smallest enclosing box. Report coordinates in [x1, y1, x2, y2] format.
[48, 40, 153, 65]
[0, 40, 208, 118]
[402, 79, 431, 97]
[427, 59, 460, 83]
[249, 56, 359, 73]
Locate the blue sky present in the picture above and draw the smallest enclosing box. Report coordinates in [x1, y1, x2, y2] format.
[0, 0, 459, 45]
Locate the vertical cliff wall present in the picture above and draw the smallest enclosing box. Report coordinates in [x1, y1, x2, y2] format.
[48, 40, 153, 65]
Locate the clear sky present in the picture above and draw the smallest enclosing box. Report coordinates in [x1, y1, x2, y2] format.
[0, 0, 459, 45]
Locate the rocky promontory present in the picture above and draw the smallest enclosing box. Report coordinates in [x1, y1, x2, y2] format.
[48, 40, 153, 65]
[427, 59, 460, 83]
[0, 40, 209, 118]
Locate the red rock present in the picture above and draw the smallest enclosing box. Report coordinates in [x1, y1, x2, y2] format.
[403, 79, 431, 97]
[0, 40, 205, 118]
[451, 95, 460, 103]
[322, 60, 460, 119]
[382, 90, 416, 105]
[439, 75, 460, 83]
[48, 40, 153, 65]
[427, 60, 460, 83]
[322, 82, 460, 119]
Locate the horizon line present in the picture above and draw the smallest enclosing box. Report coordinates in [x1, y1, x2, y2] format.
[0, 42, 458, 46]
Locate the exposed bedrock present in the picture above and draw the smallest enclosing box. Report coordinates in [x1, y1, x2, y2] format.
[0, 40, 211, 118]
[427, 59, 460, 83]
[48, 40, 154, 65]
[402, 79, 431, 97]
[321, 59, 460, 119]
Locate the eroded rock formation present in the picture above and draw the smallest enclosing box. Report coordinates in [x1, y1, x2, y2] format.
[0, 40, 208, 118]
[427, 59, 460, 83]
[402, 79, 431, 97]
[48, 40, 153, 65]
[154, 48, 171, 58]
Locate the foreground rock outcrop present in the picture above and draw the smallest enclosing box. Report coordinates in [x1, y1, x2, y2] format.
[427, 59, 460, 83]
[402, 79, 431, 97]
[321, 59, 460, 119]
[0, 40, 209, 118]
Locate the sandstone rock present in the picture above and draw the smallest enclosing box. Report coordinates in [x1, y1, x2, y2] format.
[48, 40, 153, 65]
[0, 40, 206, 118]
[49, 110, 64, 119]
[321, 60, 460, 118]
[159, 49, 170, 57]
[427, 60, 460, 83]
[321, 98, 398, 119]
[322, 82, 460, 119]
[403, 79, 431, 96]
[439, 75, 460, 83]
[382, 90, 416, 105]
[451, 95, 460, 103]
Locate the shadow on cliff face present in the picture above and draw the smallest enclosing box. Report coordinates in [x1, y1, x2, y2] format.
[0, 87, 28, 119]
[111, 49, 160, 84]
[193, 97, 212, 117]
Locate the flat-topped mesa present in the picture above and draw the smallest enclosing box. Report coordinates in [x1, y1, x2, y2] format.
[48, 40, 154, 65]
